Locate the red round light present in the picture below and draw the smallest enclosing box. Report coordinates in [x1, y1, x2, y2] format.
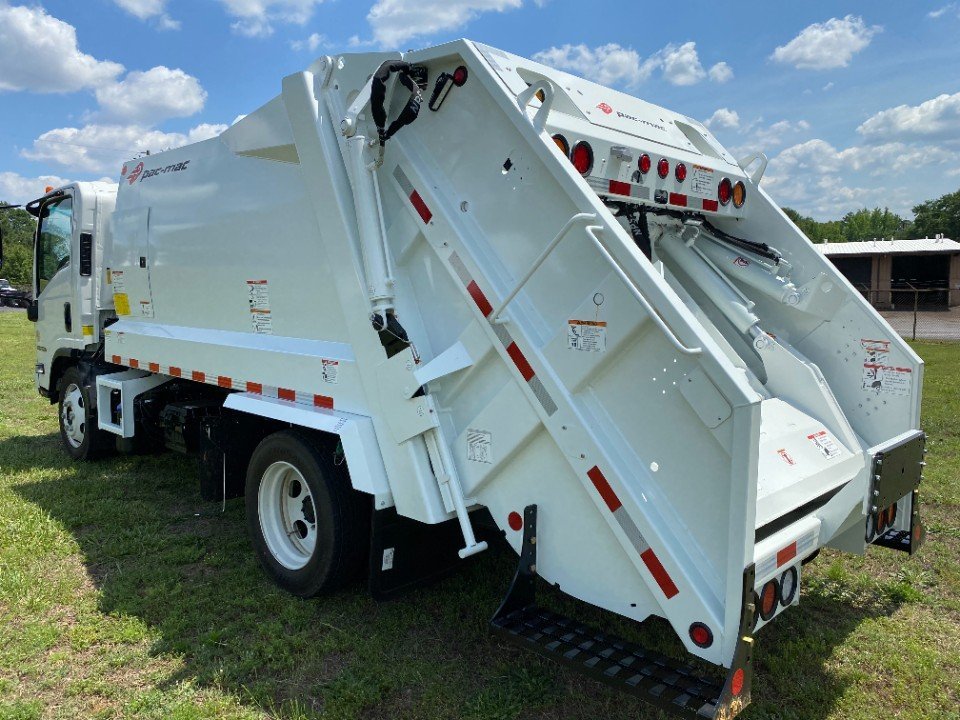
[731, 668, 745, 696]
[452, 65, 469, 87]
[508, 511, 523, 531]
[675, 162, 687, 183]
[888, 502, 897, 526]
[689, 622, 713, 648]
[657, 158, 669, 179]
[759, 579, 779, 620]
[718, 177, 733, 205]
[571, 141, 594, 176]
[638, 153, 651, 174]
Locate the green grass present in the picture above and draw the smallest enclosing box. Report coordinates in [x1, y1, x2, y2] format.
[0, 310, 958, 719]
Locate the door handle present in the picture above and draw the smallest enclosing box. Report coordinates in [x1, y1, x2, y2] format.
[64, 302, 72, 332]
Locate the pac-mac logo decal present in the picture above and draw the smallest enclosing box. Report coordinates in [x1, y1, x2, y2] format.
[121, 164, 128, 177]
[597, 102, 614, 115]
[127, 162, 144, 185]
[733, 256, 750, 268]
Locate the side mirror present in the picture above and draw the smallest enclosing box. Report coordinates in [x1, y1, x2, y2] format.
[27, 300, 38, 322]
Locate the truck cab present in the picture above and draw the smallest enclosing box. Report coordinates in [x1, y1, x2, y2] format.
[25, 182, 117, 399]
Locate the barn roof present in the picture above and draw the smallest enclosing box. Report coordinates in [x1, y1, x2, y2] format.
[815, 238, 960, 256]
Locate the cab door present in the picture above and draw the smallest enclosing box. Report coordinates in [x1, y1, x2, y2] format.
[34, 194, 84, 393]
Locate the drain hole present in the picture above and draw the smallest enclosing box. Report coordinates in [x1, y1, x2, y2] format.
[294, 520, 308, 539]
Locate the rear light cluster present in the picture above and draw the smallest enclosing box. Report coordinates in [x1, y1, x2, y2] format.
[550, 135, 747, 210]
[753, 566, 799, 628]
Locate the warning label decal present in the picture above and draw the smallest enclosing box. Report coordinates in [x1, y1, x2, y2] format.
[467, 429, 492, 464]
[859, 338, 911, 396]
[247, 280, 273, 335]
[777, 448, 797, 466]
[690, 164, 714, 197]
[568, 319, 607, 352]
[807, 430, 841, 459]
[322, 359, 339, 384]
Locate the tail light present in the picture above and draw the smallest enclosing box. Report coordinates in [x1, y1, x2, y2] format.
[657, 158, 669, 179]
[452, 66, 469, 86]
[638, 153, 651, 174]
[571, 141, 594, 176]
[718, 177, 732, 205]
[779, 567, 798, 605]
[759, 578, 779, 621]
[552, 134, 570, 157]
[733, 180, 746, 208]
[689, 622, 714, 648]
[675, 163, 687, 182]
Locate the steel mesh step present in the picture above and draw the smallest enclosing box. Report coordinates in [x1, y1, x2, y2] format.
[492, 604, 723, 716]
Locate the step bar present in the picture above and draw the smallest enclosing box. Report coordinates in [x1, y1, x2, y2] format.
[490, 505, 756, 719]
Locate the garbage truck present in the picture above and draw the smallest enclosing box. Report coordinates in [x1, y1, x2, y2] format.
[11, 40, 927, 718]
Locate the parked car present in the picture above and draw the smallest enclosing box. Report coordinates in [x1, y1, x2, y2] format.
[0, 279, 31, 308]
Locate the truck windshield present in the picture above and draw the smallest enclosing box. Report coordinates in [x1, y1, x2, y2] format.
[36, 196, 73, 292]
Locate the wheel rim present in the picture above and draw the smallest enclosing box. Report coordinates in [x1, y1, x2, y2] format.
[61, 383, 86, 448]
[258, 461, 318, 570]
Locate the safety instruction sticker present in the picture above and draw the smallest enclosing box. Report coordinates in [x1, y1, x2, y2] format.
[139, 300, 154, 318]
[690, 164, 715, 196]
[568, 319, 607, 352]
[807, 430, 841, 459]
[777, 448, 797, 466]
[112, 270, 130, 315]
[467, 429, 492, 464]
[247, 280, 273, 335]
[322, 359, 339, 384]
[860, 338, 911, 396]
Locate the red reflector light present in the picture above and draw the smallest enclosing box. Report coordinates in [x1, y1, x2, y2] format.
[759, 578, 779, 620]
[638, 153, 651, 174]
[452, 65, 468, 87]
[507, 511, 523, 531]
[657, 158, 669, 179]
[731, 668, 745, 696]
[718, 177, 732, 205]
[675, 162, 687, 182]
[571, 141, 594, 176]
[689, 622, 714, 648]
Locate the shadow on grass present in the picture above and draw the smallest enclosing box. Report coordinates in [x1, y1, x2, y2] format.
[7, 433, 904, 720]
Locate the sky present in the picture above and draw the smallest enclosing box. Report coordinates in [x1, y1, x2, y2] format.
[1, 0, 959, 221]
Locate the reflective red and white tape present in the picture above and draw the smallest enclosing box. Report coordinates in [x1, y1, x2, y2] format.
[588, 465, 679, 599]
[756, 528, 817, 580]
[109, 355, 334, 409]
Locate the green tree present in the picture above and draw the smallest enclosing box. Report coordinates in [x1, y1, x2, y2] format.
[912, 189, 960, 240]
[1, 202, 37, 286]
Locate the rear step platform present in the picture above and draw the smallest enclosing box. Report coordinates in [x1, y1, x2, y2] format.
[490, 506, 756, 719]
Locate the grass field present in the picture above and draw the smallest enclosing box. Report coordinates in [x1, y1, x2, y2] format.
[0, 310, 958, 720]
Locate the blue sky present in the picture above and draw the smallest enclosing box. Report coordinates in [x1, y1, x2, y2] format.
[2, 0, 959, 220]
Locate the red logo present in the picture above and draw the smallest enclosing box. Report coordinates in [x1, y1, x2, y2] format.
[121, 163, 128, 177]
[597, 102, 613, 115]
[127, 161, 144, 185]
[733, 256, 750, 268]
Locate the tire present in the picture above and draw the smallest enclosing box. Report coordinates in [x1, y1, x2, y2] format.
[245, 430, 368, 597]
[58, 366, 113, 461]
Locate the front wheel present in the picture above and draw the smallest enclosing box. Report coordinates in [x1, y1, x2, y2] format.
[245, 430, 368, 597]
[58, 366, 113, 461]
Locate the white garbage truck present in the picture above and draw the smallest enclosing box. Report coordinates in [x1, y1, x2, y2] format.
[10, 40, 927, 718]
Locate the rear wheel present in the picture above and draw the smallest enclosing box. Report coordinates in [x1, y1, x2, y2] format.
[245, 430, 367, 597]
[58, 366, 113, 461]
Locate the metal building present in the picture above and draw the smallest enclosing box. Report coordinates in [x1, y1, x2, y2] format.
[816, 238, 960, 309]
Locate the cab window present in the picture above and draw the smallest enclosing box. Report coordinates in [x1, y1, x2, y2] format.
[36, 197, 73, 292]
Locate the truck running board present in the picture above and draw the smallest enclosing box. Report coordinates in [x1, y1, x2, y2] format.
[491, 506, 756, 719]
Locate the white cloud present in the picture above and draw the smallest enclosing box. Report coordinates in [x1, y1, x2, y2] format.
[708, 61, 733, 84]
[290, 32, 326, 51]
[822, 81, 834, 91]
[368, 0, 523, 47]
[112, 0, 180, 29]
[218, 0, 327, 37]
[0, 4, 124, 93]
[94, 66, 206, 123]
[533, 43, 656, 88]
[534, 40, 725, 88]
[771, 15, 880, 70]
[928, 3, 958, 19]
[0, 171, 73, 206]
[660, 42, 705, 86]
[704, 108, 740, 131]
[857, 92, 960, 141]
[22, 123, 227, 175]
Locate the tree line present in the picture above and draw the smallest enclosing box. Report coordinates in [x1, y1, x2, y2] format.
[3, 186, 960, 287]
[783, 187, 960, 244]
